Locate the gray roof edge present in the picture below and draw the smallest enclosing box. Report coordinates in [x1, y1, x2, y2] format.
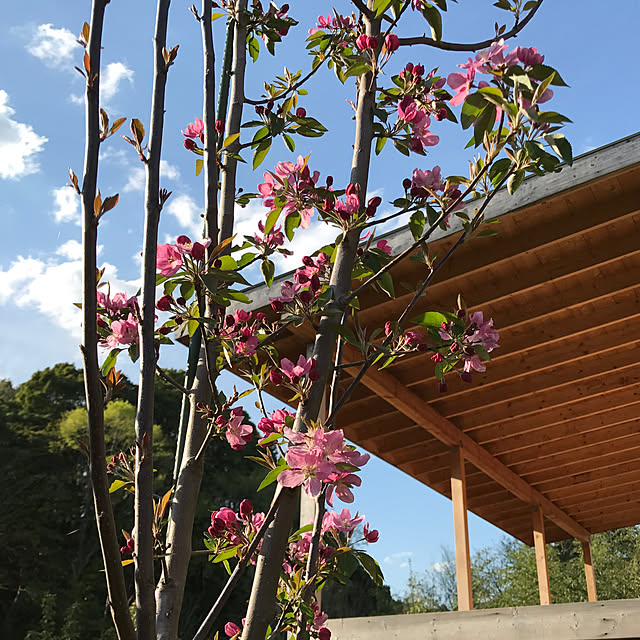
[235, 132, 640, 313]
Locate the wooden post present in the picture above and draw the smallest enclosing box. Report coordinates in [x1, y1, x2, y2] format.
[450, 446, 473, 611]
[582, 538, 597, 602]
[532, 506, 551, 605]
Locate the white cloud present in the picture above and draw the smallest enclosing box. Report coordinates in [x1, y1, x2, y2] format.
[56, 239, 83, 260]
[0, 249, 139, 340]
[431, 561, 451, 573]
[123, 160, 180, 192]
[165, 193, 202, 237]
[52, 186, 80, 224]
[70, 61, 134, 106]
[101, 62, 134, 102]
[27, 23, 77, 69]
[0, 90, 47, 180]
[383, 551, 414, 568]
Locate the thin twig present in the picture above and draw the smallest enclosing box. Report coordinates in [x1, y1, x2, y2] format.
[346, 163, 489, 304]
[328, 167, 514, 422]
[398, 0, 543, 51]
[155, 364, 194, 396]
[191, 489, 284, 640]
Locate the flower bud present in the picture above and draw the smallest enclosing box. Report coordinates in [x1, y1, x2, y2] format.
[215, 119, 224, 133]
[368, 196, 382, 209]
[269, 369, 283, 385]
[367, 36, 379, 49]
[270, 299, 284, 313]
[302, 255, 314, 267]
[439, 381, 448, 393]
[156, 295, 173, 311]
[431, 352, 443, 363]
[413, 63, 424, 77]
[176, 296, 186, 306]
[213, 258, 222, 268]
[385, 33, 400, 52]
[326, 175, 334, 187]
[296, 107, 306, 118]
[299, 289, 313, 304]
[435, 107, 447, 121]
[355, 34, 369, 50]
[183, 138, 196, 151]
[239, 499, 253, 519]
[461, 371, 473, 383]
[191, 242, 206, 260]
[402, 178, 412, 191]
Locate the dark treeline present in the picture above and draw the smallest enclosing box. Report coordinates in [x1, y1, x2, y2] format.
[0, 363, 398, 639]
[3, 363, 639, 638]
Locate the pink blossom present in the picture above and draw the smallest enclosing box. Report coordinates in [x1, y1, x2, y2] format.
[463, 353, 486, 373]
[398, 96, 419, 122]
[411, 111, 439, 148]
[156, 244, 183, 277]
[278, 449, 337, 497]
[363, 522, 379, 543]
[224, 622, 241, 638]
[506, 45, 544, 67]
[226, 411, 253, 450]
[326, 472, 361, 506]
[412, 166, 445, 192]
[376, 240, 392, 255]
[182, 118, 204, 140]
[322, 508, 365, 534]
[280, 355, 318, 383]
[447, 66, 475, 106]
[106, 314, 139, 348]
[467, 311, 500, 351]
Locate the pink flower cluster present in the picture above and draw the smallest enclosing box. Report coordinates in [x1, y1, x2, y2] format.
[269, 354, 319, 387]
[258, 156, 321, 230]
[219, 308, 266, 358]
[269, 252, 332, 312]
[253, 219, 285, 252]
[156, 235, 211, 277]
[96, 290, 139, 350]
[181, 117, 223, 151]
[207, 499, 265, 543]
[278, 426, 369, 504]
[309, 13, 354, 36]
[356, 34, 378, 51]
[120, 536, 135, 556]
[257, 408, 295, 439]
[448, 39, 551, 106]
[216, 407, 254, 450]
[410, 165, 464, 223]
[438, 310, 500, 382]
[397, 95, 439, 153]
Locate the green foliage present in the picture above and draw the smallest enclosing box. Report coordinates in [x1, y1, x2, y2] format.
[402, 531, 640, 612]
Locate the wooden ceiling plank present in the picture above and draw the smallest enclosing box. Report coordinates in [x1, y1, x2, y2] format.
[343, 343, 591, 541]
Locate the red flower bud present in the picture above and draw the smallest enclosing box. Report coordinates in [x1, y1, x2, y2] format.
[402, 178, 412, 191]
[269, 370, 283, 385]
[270, 299, 284, 313]
[176, 296, 186, 306]
[156, 295, 173, 311]
[191, 242, 206, 260]
[296, 107, 306, 118]
[385, 33, 400, 52]
[215, 119, 224, 133]
[461, 371, 473, 383]
[439, 381, 448, 393]
[299, 289, 313, 304]
[183, 138, 196, 151]
[239, 499, 253, 519]
[368, 196, 382, 209]
[431, 353, 443, 363]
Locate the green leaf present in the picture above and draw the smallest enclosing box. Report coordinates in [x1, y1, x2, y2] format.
[219, 289, 252, 304]
[264, 207, 281, 236]
[354, 551, 384, 587]
[422, 4, 442, 40]
[531, 72, 555, 106]
[378, 271, 395, 298]
[217, 255, 237, 270]
[507, 170, 525, 195]
[375, 136, 387, 156]
[473, 104, 496, 147]
[488, 157, 512, 187]
[374, 0, 394, 17]
[258, 463, 289, 491]
[252, 140, 272, 170]
[284, 212, 300, 241]
[345, 61, 372, 78]
[100, 349, 121, 376]
[248, 36, 260, 62]
[409, 210, 425, 241]
[529, 63, 568, 87]
[223, 132, 240, 148]
[412, 311, 448, 328]
[544, 133, 573, 165]
[195, 159, 203, 176]
[109, 479, 128, 494]
[261, 259, 275, 287]
[212, 545, 242, 563]
[283, 133, 295, 152]
[258, 432, 282, 447]
[460, 92, 487, 130]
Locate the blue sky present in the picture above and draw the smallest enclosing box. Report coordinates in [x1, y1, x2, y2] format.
[1, 1, 639, 595]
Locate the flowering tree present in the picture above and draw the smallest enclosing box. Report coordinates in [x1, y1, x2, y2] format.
[74, 1, 571, 639]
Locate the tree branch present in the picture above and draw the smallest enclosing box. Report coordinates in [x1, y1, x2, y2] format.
[156, 364, 194, 396]
[81, 2, 136, 639]
[398, 0, 543, 51]
[134, 1, 172, 637]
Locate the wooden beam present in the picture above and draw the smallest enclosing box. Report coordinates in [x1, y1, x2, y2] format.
[450, 447, 473, 611]
[339, 342, 591, 541]
[532, 507, 551, 605]
[582, 539, 597, 602]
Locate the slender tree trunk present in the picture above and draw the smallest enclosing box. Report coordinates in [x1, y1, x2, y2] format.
[242, 5, 380, 639]
[135, 1, 172, 638]
[155, 4, 246, 638]
[82, 2, 136, 639]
